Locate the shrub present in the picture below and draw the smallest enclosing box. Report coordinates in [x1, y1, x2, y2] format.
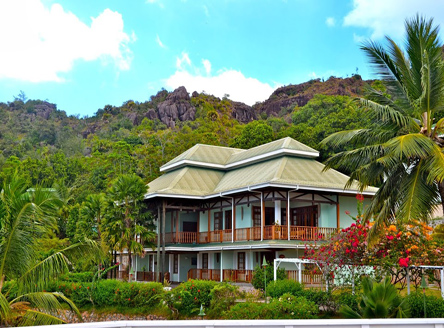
[225, 293, 319, 319]
[224, 302, 266, 319]
[336, 291, 360, 312]
[406, 292, 444, 318]
[207, 283, 239, 318]
[251, 265, 286, 290]
[50, 279, 164, 309]
[59, 272, 94, 282]
[171, 279, 217, 315]
[266, 279, 304, 298]
[266, 293, 319, 319]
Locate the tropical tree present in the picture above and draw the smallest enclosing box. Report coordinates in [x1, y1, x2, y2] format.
[0, 176, 98, 326]
[103, 174, 155, 280]
[322, 16, 444, 234]
[77, 193, 107, 240]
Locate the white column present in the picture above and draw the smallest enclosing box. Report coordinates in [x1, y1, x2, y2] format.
[197, 253, 201, 268]
[220, 251, 223, 282]
[261, 192, 264, 241]
[287, 191, 291, 241]
[275, 200, 281, 225]
[441, 269, 444, 299]
[209, 253, 213, 269]
[298, 263, 302, 283]
[134, 255, 137, 282]
[274, 260, 277, 281]
[406, 267, 410, 295]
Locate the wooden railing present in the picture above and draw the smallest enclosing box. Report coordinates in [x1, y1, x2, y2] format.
[289, 226, 337, 241]
[287, 270, 324, 285]
[188, 269, 253, 282]
[162, 226, 337, 244]
[117, 270, 169, 282]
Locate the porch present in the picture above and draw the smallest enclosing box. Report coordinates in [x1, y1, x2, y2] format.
[163, 225, 337, 244]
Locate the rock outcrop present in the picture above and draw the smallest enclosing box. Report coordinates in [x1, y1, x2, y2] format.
[254, 75, 367, 117]
[156, 86, 196, 128]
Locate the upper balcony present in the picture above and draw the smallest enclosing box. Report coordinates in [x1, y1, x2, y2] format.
[162, 225, 337, 244]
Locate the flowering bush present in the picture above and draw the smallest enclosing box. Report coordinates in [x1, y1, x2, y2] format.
[305, 194, 444, 290]
[169, 279, 217, 315]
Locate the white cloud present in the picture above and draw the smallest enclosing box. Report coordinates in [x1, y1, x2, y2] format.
[176, 52, 192, 70]
[166, 55, 276, 105]
[146, 0, 164, 8]
[308, 72, 317, 79]
[156, 34, 167, 49]
[203, 5, 209, 17]
[202, 59, 211, 75]
[344, 0, 444, 40]
[0, 0, 134, 82]
[325, 17, 335, 27]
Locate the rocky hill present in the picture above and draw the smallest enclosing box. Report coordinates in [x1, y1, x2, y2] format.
[253, 75, 366, 117]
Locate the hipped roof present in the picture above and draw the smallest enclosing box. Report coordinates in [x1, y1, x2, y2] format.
[145, 137, 377, 199]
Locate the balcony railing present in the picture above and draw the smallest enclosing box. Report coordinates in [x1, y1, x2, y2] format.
[188, 269, 253, 282]
[162, 226, 337, 244]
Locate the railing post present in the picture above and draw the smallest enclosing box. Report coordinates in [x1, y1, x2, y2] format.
[272, 226, 275, 240]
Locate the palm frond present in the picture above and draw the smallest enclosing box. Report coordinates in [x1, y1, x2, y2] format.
[19, 310, 67, 326]
[0, 292, 11, 324]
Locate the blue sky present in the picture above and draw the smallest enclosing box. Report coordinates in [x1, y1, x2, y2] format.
[0, 0, 443, 117]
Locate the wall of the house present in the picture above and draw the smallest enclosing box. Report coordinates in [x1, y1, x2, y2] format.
[179, 253, 197, 281]
[338, 195, 371, 228]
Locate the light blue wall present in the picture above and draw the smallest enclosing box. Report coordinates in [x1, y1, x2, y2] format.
[221, 252, 234, 269]
[235, 204, 253, 228]
[319, 203, 337, 228]
[338, 195, 371, 228]
[179, 253, 197, 282]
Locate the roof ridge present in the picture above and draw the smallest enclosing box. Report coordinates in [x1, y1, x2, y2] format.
[273, 156, 288, 181]
[167, 167, 189, 190]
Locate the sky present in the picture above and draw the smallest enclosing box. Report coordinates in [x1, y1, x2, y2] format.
[0, 0, 444, 117]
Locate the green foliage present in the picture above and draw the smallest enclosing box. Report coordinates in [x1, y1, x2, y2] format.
[59, 272, 94, 283]
[405, 292, 444, 318]
[230, 121, 275, 149]
[51, 280, 164, 309]
[225, 293, 318, 319]
[340, 276, 410, 318]
[266, 279, 304, 298]
[251, 264, 286, 290]
[170, 279, 217, 315]
[207, 282, 239, 318]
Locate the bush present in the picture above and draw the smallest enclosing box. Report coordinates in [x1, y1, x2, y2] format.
[406, 292, 444, 318]
[251, 265, 286, 290]
[207, 283, 239, 318]
[171, 279, 218, 315]
[336, 291, 360, 312]
[59, 272, 94, 282]
[50, 280, 164, 309]
[224, 293, 319, 319]
[266, 279, 304, 298]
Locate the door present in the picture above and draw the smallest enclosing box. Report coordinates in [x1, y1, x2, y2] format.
[225, 210, 232, 230]
[214, 212, 222, 231]
[291, 205, 318, 227]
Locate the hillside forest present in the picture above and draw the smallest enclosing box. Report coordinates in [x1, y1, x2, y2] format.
[0, 75, 388, 255]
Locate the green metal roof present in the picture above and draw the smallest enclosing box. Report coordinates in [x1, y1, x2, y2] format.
[226, 137, 318, 164]
[147, 154, 377, 198]
[160, 137, 319, 172]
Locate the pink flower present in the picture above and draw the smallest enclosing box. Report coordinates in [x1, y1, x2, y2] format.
[399, 257, 409, 268]
[387, 235, 394, 240]
[345, 210, 351, 215]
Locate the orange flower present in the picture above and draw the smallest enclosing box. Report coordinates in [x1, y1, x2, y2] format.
[388, 225, 397, 232]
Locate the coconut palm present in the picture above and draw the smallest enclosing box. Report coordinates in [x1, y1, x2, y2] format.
[78, 193, 107, 240]
[340, 276, 410, 318]
[104, 174, 155, 280]
[0, 176, 99, 326]
[322, 16, 444, 234]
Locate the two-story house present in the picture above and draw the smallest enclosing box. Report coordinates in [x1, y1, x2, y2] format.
[118, 137, 376, 283]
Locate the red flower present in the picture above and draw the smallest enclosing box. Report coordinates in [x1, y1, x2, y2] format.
[399, 257, 409, 268]
[345, 210, 351, 215]
[387, 235, 394, 240]
[356, 194, 364, 202]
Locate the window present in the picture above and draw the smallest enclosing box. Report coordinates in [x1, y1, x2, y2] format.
[225, 210, 232, 230]
[214, 212, 222, 231]
[202, 253, 208, 269]
[238, 252, 245, 270]
[252, 206, 261, 227]
[291, 205, 318, 226]
[173, 254, 178, 274]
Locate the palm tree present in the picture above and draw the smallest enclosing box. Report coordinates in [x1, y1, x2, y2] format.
[78, 193, 107, 240]
[104, 174, 155, 281]
[322, 16, 444, 234]
[0, 176, 99, 326]
[340, 276, 410, 318]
